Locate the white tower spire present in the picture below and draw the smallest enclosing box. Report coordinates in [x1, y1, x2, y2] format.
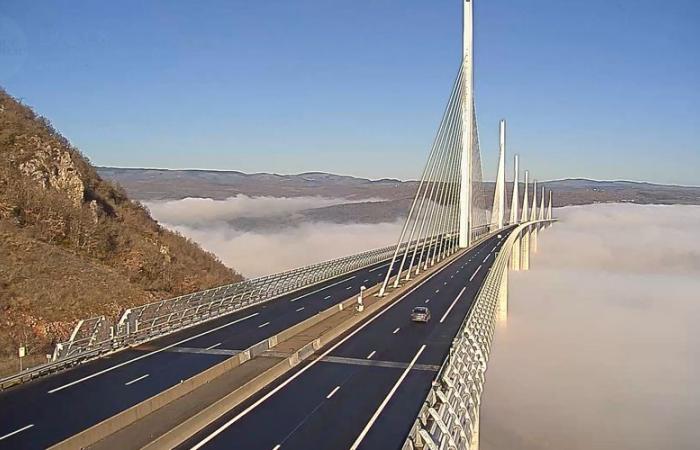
[509, 154, 519, 224]
[530, 180, 538, 222]
[547, 190, 553, 220]
[458, 0, 474, 248]
[490, 119, 506, 230]
[520, 170, 529, 223]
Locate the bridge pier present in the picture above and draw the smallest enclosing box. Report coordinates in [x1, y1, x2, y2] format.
[497, 262, 509, 325]
[521, 227, 530, 270]
[510, 233, 521, 271]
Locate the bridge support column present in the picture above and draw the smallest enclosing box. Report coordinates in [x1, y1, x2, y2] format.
[510, 233, 521, 271]
[530, 224, 538, 254]
[521, 227, 530, 270]
[497, 264, 509, 325]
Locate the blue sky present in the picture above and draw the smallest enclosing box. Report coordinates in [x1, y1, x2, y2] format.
[0, 0, 698, 184]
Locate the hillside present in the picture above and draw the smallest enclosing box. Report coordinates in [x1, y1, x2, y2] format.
[0, 89, 241, 375]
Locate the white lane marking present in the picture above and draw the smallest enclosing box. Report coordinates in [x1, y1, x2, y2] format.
[435, 289, 440, 293]
[290, 276, 356, 302]
[346, 286, 353, 290]
[296, 307, 305, 312]
[48, 312, 259, 394]
[443, 282, 447, 285]
[393, 328, 400, 334]
[349, 345, 427, 449]
[439, 287, 467, 323]
[369, 263, 390, 272]
[450, 275, 454, 279]
[0, 424, 34, 441]
[124, 374, 150, 386]
[206, 343, 222, 350]
[366, 351, 376, 359]
[324, 295, 331, 300]
[483, 254, 490, 263]
[376, 273, 383, 276]
[258, 322, 270, 328]
[188, 253, 453, 450]
[272, 445, 281, 450]
[326, 386, 341, 399]
[469, 265, 482, 282]
[425, 299, 430, 304]
[364, 279, 369, 283]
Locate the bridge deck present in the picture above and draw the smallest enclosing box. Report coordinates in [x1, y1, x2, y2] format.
[179, 232, 509, 450]
[0, 259, 404, 450]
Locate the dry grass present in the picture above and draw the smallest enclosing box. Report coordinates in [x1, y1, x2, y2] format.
[0, 87, 243, 375]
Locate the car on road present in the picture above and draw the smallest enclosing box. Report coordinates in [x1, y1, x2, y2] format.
[411, 306, 431, 323]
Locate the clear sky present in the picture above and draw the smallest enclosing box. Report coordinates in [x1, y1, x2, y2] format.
[0, 0, 698, 184]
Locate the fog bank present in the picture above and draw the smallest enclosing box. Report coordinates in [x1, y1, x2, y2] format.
[145, 195, 402, 277]
[482, 203, 700, 450]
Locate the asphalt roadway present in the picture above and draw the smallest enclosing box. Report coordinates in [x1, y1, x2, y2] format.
[0, 253, 410, 449]
[180, 230, 511, 450]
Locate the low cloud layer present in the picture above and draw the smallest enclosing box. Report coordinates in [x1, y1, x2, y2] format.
[146, 195, 402, 277]
[144, 195, 374, 227]
[482, 204, 700, 450]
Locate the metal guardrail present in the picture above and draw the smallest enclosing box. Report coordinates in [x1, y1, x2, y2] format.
[402, 220, 553, 450]
[1, 238, 450, 390]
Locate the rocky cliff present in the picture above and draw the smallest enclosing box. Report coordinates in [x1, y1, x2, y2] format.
[0, 88, 242, 374]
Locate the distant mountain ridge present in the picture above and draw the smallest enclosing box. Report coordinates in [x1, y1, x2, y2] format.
[99, 167, 700, 207]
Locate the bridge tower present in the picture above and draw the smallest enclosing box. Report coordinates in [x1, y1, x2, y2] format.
[490, 119, 507, 231]
[547, 190, 553, 221]
[458, 0, 474, 248]
[509, 155, 521, 270]
[530, 180, 539, 253]
[520, 171, 530, 270]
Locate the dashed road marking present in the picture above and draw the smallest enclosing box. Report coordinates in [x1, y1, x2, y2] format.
[125, 374, 150, 386]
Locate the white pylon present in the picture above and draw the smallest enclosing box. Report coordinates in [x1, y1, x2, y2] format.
[547, 190, 553, 221]
[530, 180, 538, 222]
[520, 170, 529, 223]
[509, 154, 519, 225]
[539, 186, 546, 221]
[490, 119, 506, 231]
[458, 0, 474, 248]
[530, 179, 539, 253]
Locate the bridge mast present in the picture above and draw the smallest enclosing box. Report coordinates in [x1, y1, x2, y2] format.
[459, 0, 474, 248]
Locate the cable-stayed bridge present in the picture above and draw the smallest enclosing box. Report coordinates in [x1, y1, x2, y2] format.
[0, 2, 556, 449]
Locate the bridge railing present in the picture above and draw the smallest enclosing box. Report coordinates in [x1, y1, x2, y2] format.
[2, 238, 446, 390]
[402, 220, 554, 450]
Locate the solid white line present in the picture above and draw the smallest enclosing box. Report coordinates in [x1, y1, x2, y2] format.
[290, 276, 356, 302]
[206, 343, 222, 350]
[369, 263, 390, 272]
[189, 253, 454, 450]
[258, 322, 270, 328]
[349, 345, 426, 449]
[326, 386, 341, 399]
[323, 295, 331, 300]
[366, 351, 376, 359]
[48, 312, 259, 394]
[469, 265, 482, 282]
[296, 307, 305, 312]
[393, 328, 400, 334]
[483, 254, 490, 263]
[439, 287, 466, 323]
[0, 424, 34, 441]
[124, 374, 150, 386]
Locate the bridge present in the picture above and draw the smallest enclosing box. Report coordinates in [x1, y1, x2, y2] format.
[0, 2, 555, 449]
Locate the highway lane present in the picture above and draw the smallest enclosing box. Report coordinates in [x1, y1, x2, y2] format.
[0, 252, 417, 450]
[181, 230, 512, 450]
